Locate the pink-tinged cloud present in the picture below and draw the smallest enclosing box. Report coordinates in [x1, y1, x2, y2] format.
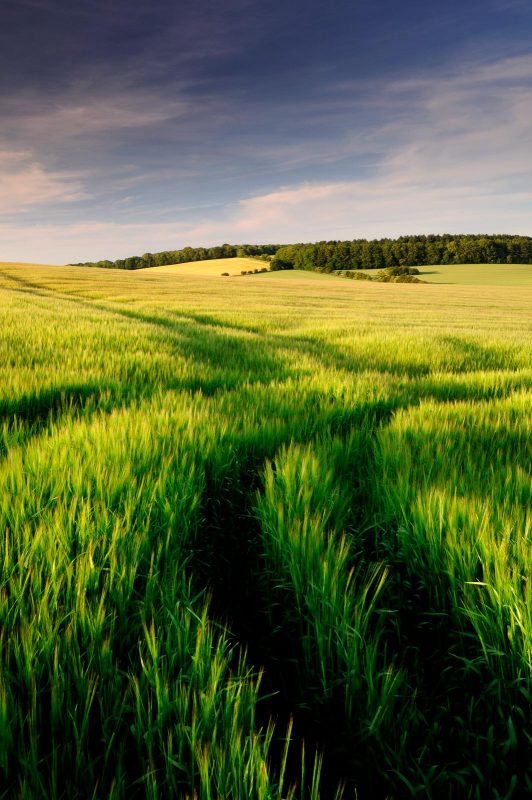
[3, 90, 192, 141]
[0, 150, 88, 212]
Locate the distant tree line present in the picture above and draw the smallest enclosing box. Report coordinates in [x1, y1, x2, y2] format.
[271, 234, 532, 272]
[71, 243, 281, 270]
[72, 234, 532, 272]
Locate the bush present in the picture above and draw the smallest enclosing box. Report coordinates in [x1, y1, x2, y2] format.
[373, 273, 425, 283]
[379, 266, 421, 278]
[221, 272, 230, 276]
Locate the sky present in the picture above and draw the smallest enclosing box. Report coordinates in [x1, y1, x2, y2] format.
[1, 0, 532, 263]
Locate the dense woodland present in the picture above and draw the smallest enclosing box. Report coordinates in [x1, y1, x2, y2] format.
[271, 234, 532, 271]
[73, 234, 532, 271]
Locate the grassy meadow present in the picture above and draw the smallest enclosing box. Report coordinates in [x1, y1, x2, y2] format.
[0, 260, 531, 799]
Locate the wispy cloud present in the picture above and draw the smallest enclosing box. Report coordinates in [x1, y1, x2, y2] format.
[379, 55, 532, 194]
[2, 88, 191, 142]
[0, 150, 88, 212]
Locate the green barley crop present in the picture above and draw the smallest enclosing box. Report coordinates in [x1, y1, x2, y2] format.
[0, 261, 530, 798]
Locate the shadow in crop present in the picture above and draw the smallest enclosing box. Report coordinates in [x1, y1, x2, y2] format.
[180, 388, 399, 797]
[1, 384, 113, 426]
[439, 335, 520, 371]
[0, 383, 117, 461]
[0, 269, 55, 299]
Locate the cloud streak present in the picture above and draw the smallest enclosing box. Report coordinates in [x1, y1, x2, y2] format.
[0, 150, 88, 212]
[1, 85, 193, 143]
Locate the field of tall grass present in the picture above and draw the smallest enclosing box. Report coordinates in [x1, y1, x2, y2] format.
[0, 261, 531, 798]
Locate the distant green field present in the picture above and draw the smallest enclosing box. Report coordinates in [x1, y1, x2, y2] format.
[0, 260, 531, 799]
[358, 261, 532, 285]
[418, 262, 532, 284]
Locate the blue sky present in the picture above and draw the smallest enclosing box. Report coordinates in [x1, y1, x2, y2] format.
[1, 0, 531, 262]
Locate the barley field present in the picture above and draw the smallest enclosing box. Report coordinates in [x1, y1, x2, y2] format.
[0, 261, 531, 799]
